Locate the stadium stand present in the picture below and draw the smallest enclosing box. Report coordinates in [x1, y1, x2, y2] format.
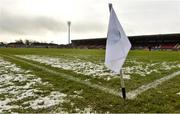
[7, 42, 26, 48]
[71, 33, 180, 50]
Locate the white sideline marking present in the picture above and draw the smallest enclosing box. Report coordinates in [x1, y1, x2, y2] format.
[1, 54, 121, 97]
[127, 71, 180, 99]
[2, 54, 180, 100]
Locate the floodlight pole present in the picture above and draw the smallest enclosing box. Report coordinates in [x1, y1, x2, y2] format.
[67, 21, 71, 44]
[108, 3, 126, 99]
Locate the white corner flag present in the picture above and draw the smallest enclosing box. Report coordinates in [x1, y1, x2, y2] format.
[105, 5, 131, 74]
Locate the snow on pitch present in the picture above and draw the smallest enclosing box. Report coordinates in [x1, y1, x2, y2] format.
[0, 57, 84, 113]
[17, 55, 180, 80]
[17, 55, 120, 80]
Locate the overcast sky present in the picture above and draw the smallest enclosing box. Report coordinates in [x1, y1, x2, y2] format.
[0, 0, 180, 44]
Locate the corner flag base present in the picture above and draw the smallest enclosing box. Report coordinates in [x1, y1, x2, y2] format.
[122, 87, 126, 99]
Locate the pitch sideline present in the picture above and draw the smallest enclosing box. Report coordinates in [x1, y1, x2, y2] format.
[1, 54, 180, 99]
[0, 54, 121, 97]
[127, 71, 180, 99]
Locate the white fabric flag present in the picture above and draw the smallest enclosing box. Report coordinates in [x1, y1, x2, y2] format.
[105, 6, 131, 74]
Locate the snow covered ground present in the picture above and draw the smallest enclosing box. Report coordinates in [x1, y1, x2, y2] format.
[125, 59, 180, 77]
[16, 55, 119, 80]
[17, 55, 180, 80]
[0, 57, 84, 113]
[177, 92, 180, 95]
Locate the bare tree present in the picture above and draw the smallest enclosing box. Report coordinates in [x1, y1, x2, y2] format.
[24, 39, 30, 45]
[15, 39, 24, 44]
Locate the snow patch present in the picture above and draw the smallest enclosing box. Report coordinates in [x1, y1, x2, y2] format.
[16, 55, 125, 80]
[176, 92, 180, 95]
[25, 91, 67, 110]
[17, 55, 180, 80]
[0, 57, 83, 113]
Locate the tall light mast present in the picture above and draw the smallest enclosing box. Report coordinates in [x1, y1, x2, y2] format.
[67, 21, 71, 44]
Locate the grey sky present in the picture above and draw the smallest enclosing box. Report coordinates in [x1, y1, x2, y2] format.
[0, 0, 180, 44]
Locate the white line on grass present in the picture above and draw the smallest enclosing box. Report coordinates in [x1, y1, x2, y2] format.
[1, 54, 121, 97]
[2, 54, 180, 100]
[127, 71, 180, 99]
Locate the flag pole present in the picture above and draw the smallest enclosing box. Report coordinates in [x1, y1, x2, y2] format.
[108, 3, 126, 100]
[120, 69, 126, 99]
[108, 3, 112, 12]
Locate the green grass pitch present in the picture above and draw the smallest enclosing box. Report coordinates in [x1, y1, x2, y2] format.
[0, 48, 179, 113]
